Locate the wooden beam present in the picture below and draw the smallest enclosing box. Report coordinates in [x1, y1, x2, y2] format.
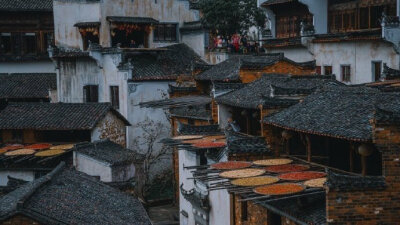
[349, 144, 354, 172]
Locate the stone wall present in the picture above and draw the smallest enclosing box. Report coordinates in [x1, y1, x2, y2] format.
[233, 195, 269, 225]
[92, 112, 127, 147]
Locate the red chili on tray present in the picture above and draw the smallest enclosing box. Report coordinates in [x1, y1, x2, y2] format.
[266, 164, 309, 173]
[211, 161, 252, 170]
[193, 142, 226, 148]
[25, 143, 52, 150]
[278, 171, 326, 181]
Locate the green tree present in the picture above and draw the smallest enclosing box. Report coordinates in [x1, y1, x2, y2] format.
[199, 0, 266, 36]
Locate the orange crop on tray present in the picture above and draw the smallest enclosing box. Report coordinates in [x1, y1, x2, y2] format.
[253, 183, 305, 196]
[211, 161, 252, 170]
[25, 143, 52, 150]
[266, 164, 309, 173]
[278, 171, 326, 181]
[193, 142, 226, 148]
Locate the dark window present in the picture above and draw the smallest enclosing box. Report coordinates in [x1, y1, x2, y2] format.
[316, 66, 321, 75]
[110, 86, 119, 109]
[267, 211, 282, 224]
[23, 33, 37, 54]
[11, 130, 23, 143]
[359, 7, 369, 29]
[373, 61, 382, 81]
[188, 119, 195, 125]
[0, 33, 12, 54]
[154, 24, 177, 42]
[198, 152, 207, 166]
[324, 66, 333, 75]
[341, 65, 351, 82]
[370, 6, 384, 28]
[83, 85, 99, 102]
[83, 32, 99, 50]
[241, 201, 248, 221]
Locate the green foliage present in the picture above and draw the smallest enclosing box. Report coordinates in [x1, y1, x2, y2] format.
[199, 0, 266, 36]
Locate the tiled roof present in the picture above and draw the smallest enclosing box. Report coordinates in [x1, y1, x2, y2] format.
[74, 140, 136, 166]
[326, 171, 386, 191]
[265, 84, 400, 141]
[195, 54, 315, 81]
[216, 74, 337, 109]
[0, 102, 130, 130]
[168, 84, 198, 94]
[177, 123, 221, 135]
[180, 21, 204, 33]
[170, 105, 212, 121]
[263, 37, 302, 48]
[0, 73, 56, 100]
[130, 43, 208, 81]
[256, 193, 326, 225]
[382, 64, 400, 80]
[312, 29, 382, 43]
[226, 131, 270, 154]
[0, 163, 152, 224]
[0, 0, 52, 11]
[213, 82, 246, 97]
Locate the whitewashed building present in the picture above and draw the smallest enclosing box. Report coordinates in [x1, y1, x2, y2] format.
[50, 0, 209, 168]
[175, 124, 270, 225]
[73, 139, 136, 183]
[258, 0, 400, 84]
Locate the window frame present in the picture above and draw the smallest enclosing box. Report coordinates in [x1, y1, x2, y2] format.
[83, 85, 99, 103]
[341, 65, 351, 83]
[372, 61, 382, 82]
[153, 23, 178, 42]
[323, 65, 333, 75]
[110, 85, 120, 109]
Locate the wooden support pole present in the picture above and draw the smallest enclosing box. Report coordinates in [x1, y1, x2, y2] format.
[349, 144, 354, 173]
[361, 156, 367, 176]
[305, 135, 312, 162]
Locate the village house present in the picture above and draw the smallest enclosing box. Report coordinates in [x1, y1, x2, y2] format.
[0, 73, 57, 103]
[73, 139, 136, 183]
[0, 162, 152, 225]
[0, 0, 55, 74]
[259, 0, 400, 84]
[215, 74, 339, 136]
[175, 83, 400, 225]
[0, 102, 130, 145]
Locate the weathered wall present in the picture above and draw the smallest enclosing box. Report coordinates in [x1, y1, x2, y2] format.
[1, 214, 40, 225]
[234, 195, 269, 225]
[54, 1, 101, 48]
[91, 111, 127, 147]
[179, 149, 197, 225]
[208, 189, 231, 225]
[312, 40, 399, 84]
[57, 58, 100, 103]
[73, 151, 113, 182]
[128, 81, 172, 178]
[218, 104, 233, 129]
[264, 47, 314, 63]
[111, 164, 135, 182]
[182, 32, 206, 58]
[0, 61, 55, 74]
[0, 170, 35, 186]
[100, 0, 199, 47]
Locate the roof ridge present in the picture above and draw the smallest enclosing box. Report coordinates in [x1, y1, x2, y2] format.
[17, 162, 66, 209]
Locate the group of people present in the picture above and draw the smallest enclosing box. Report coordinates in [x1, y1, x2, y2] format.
[211, 34, 259, 54]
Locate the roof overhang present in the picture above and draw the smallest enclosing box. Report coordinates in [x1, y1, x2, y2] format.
[138, 96, 212, 109]
[74, 22, 101, 28]
[106, 16, 159, 24]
